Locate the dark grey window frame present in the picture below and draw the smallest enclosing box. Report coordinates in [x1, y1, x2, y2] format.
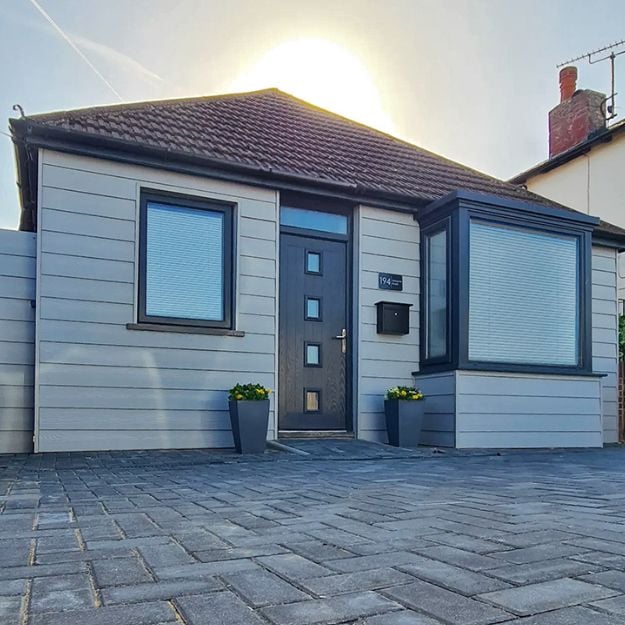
[419, 195, 594, 376]
[137, 189, 235, 330]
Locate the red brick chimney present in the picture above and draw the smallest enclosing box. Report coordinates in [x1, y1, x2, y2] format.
[548, 66, 606, 158]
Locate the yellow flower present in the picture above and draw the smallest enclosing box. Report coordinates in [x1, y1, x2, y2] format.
[401, 390, 407, 397]
[235, 394, 243, 400]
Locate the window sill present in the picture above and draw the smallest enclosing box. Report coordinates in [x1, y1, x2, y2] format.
[126, 323, 245, 337]
[413, 365, 604, 378]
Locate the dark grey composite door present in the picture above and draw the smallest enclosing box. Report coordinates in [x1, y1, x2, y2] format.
[278, 233, 348, 430]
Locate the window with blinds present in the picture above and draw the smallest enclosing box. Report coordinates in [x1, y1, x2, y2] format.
[426, 228, 448, 359]
[468, 220, 579, 366]
[141, 197, 232, 327]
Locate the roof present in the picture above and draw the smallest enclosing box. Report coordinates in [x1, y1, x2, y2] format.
[511, 118, 625, 184]
[8, 88, 625, 243]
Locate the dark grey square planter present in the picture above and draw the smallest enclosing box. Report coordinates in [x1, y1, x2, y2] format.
[384, 399, 425, 447]
[228, 399, 270, 454]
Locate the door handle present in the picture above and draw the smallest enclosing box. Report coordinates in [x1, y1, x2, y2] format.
[333, 328, 347, 354]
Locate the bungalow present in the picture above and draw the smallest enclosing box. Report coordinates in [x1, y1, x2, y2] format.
[3, 88, 624, 453]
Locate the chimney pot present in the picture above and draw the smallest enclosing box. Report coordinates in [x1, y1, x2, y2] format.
[559, 66, 578, 102]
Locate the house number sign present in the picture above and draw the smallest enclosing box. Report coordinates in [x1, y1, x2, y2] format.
[378, 273, 403, 291]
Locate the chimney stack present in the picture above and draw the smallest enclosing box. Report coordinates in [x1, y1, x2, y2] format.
[548, 66, 606, 158]
[559, 66, 577, 102]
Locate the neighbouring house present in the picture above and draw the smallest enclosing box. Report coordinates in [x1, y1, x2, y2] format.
[3, 88, 625, 453]
[511, 66, 625, 306]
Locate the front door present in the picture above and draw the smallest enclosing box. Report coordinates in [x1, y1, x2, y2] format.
[279, 233, 348, 430]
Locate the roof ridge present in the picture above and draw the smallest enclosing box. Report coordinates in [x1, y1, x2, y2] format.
[20, 87, 283, 122]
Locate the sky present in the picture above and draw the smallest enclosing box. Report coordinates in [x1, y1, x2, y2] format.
[1, 0, 624, 229]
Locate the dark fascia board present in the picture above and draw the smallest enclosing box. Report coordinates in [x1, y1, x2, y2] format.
[510, 121, 625, 184]
[10, 118, 429, 230]
[420, 189, 599, 228]
[591, 234, 625, 252]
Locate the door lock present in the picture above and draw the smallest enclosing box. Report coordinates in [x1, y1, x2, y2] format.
[333, 328, 347, 354]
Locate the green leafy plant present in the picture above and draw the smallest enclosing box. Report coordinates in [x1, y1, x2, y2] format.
[385, 386, 424, 400]
[228, 383, 271, 401]
[619, 315, 625, 360]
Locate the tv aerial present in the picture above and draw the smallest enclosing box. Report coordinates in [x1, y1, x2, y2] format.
[557, 39, 625, 121]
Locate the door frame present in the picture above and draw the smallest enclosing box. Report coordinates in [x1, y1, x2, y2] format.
[277, 217, 354, 433]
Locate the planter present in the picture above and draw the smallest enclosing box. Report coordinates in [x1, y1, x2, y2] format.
[384, 399, 425, 447]
[228, 399, 270, 454]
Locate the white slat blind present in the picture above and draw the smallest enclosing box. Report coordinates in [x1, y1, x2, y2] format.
[469, 220, 578, 366]
[146, 202, 224, 321]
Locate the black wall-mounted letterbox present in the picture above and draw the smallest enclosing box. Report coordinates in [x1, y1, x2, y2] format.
[375, 301, 412, 335]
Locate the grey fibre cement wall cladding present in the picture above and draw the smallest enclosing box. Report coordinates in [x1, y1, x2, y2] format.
[0, 228, 35, 453]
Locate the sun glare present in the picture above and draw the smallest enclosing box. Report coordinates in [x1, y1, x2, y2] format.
[228, 38, 395, 134]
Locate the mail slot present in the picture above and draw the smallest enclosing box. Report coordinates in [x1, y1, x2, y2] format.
[375, 301, 412, 335]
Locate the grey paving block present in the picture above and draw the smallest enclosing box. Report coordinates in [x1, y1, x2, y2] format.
[0, 596, 21, 619]
[384, 579, 510, 625]
[398, 556, 511, 595]
[490, 543, 588, 565]
[590, 594, 625, 616]
[102, 578, 223, 604]
[0, 579, 27, 596]
[428, 533, 511, 554]
[289, 540, 355, 562]
[91, 554, 153, 587]
[300, 567, 414, 597]
[257, 553, 332, 580]
[414, 545, 503, 571]
[494, 530, 580, 549]
[328, 551, 421, 573]
[138, 541, 196, 568]
[224, 568, 310, 607]
[501, 606, 625, 624]
[579, 569, 625, 592]
[176, 590, 266, 625]
[0, 562, 87, 581]
[487, 558, 602, 584]
[195, 544, 287, 562]
[261, 591, 400, 625]
[28, 600, 176, 625]
[362, 612, 446, 625]
[479, 578, 619, 616]
[153, 558, 260, 579]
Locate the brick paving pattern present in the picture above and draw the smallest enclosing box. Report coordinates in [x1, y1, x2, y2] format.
[2, 445, 625, 623]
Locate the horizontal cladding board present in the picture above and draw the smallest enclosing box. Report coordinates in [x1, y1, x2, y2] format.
[593, 313, 617, 329]
[40, 341, 274, 371]
[593, 342, 617, 358]
[356, 412, 452, 434]
[40, 275, 134, 304]
[43, 186, 136, 220]
[0, 254, 36, 279]
[0, 364, 34, 387]
[238, 313, 275, 335]
[594, 356, 617, 371]
[239, 294, 275, 317]
[41, 298, 133, 325]
[239, 256, 275, 279]
[593, 327, 617, 344]
[358, 430, 386, 444]
[592, 298, 617, 315]
[423, 412, 455, 432]
[458, 395, 600, 415]
[0, 431, 33, 454]
[39, 386, 275, 410]
[360, 307, 419, 327]
[360, 359, 418, 379]
[240, 216, 276, 241]
[0, 230, 36, 256]
[592, 256, 616, 273]
[42, 409, 231, 431]
[238, 236, 276, 260]
[360, 254, 419, 277]
[39, 363, 274, 391]
[360, 341, 419, 362]
[38, 320, 275, 353]
[0, 385, 34, 408]
[38, 428, 235, 452]
[42, 231, 135, 262]
[0, 276, 35, 300]
[592, 284, 617, 302]
[43, 150, 277, 204]
[43, 164, 136, 200]
[239, 274, 274, 298]
[592, 246, 616, 259]
[0, 343, 35, 366]
[360, 217, 419, 242]
[0, 410, 33, 431]
[457, 413, 602, 433]
[359, 324, 420, 344]
[358, 377, 416, 396]
[456, 373, 601, 398]
[42, 208, 135, 242]
[42, 253, 134, 283]
[1, 298, 35, 322]
[360, 206, 415, 224]
[592, 269, 617, 287]
[456, 431, 602, 449]
[360, 236, 418, 260]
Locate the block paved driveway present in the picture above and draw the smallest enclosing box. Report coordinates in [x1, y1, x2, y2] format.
[4, 446, 625, 624]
